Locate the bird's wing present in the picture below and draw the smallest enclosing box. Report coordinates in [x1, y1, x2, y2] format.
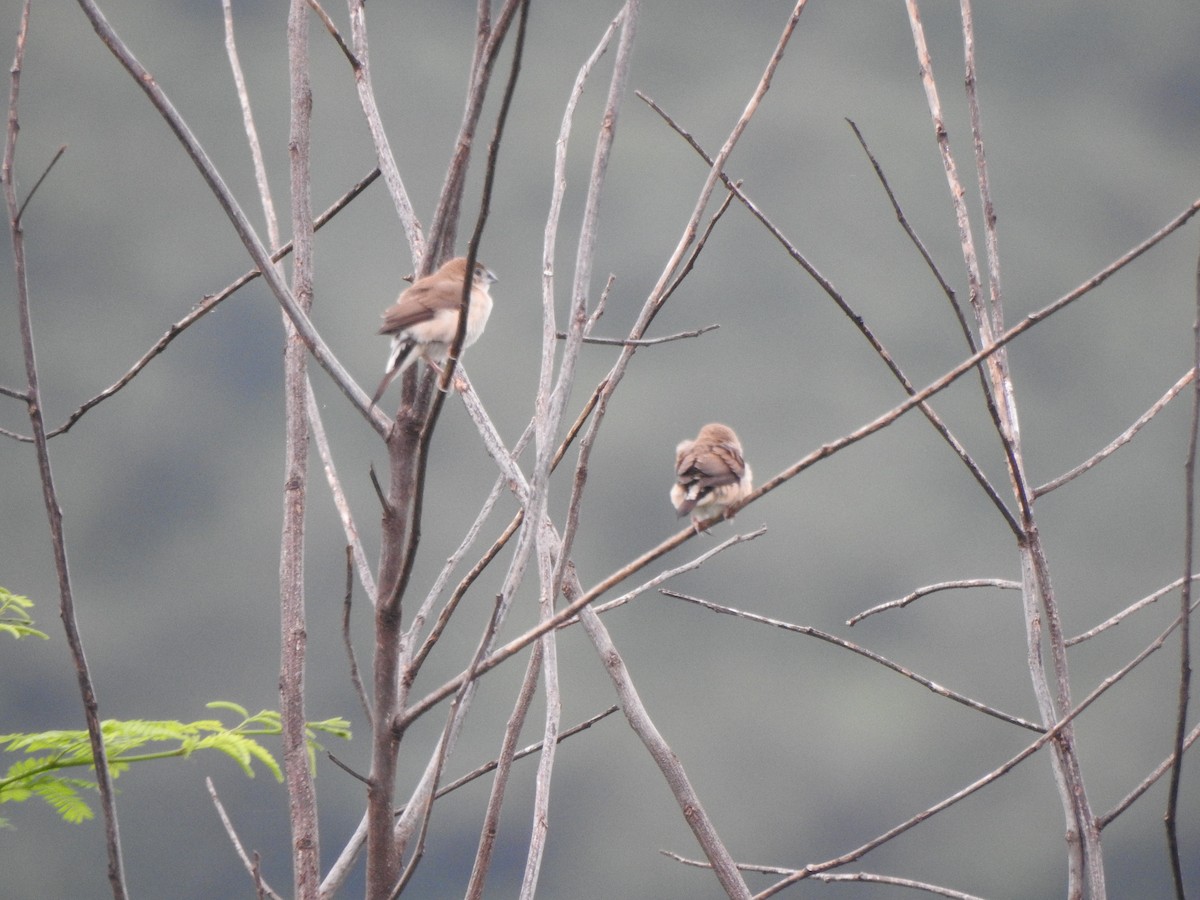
[677, 441, 745, 488]
[378, 278, 461, 335]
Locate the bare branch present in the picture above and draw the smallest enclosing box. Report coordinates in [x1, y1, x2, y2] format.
[664, 589, 1043, 733]
[279, 3, 320, 893]
[844, 118, 964, 332]
[666, 853, 987, 900]
[1035, 369, 1196, 497]
[4, 6, 129, 896]
[205, 778, 285, 900]
[1099, 719, 1200, 831]
[753, 595, 1193, 899]
[13, 165, 379, 444]
[307, 382, 377, 604]
[14, 143, 65, 227]
[74, 0, 390, 435]
[307, 0, 357, 68]
[554, 323, 720, 346]
[464, 641, 543, 900]
[224, 0, 279, 248]
[1164, 213, 1200, 900]
[848, 578, 1021, 626]
[434, 705, 619, 801]
[586, 528, 768, 618]
[345, 0, 421, 264]
[639, 91, 1021, 537]
[1066, 574, 1200, 647]
[566, 567, 753, 899]
[424, 0, 523, 263]
[341, 547, 372, 725]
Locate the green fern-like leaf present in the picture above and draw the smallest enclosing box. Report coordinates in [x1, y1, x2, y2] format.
[0, 704, 349, 826]
[0, 587, 48, 641]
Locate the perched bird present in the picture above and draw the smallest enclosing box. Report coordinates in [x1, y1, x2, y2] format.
[371, 256, 498, 406]
[670, 423, 753, 527]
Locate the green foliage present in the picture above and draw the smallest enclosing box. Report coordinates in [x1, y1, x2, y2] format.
[0, 587, 48, 641]
[0, 701, 350, 827]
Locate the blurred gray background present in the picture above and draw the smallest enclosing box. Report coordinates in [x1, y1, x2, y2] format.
[2, 1, 1199, 897]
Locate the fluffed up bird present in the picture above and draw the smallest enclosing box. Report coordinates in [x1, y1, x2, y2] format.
[371, 256, 497, 406]
[670, 423, 753, 528]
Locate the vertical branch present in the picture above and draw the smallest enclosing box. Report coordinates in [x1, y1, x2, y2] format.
[424, 0, 523, 264]
[518, 523, 561, 899]
[224, 0, 280, 248]
[565, 573, 752, 899]
[282, 1, 320, 895]
[908, 2, 1105, 895]
[3, 4, 129, 898]
[1166, 234, 1200, 898]
[346, 0, 424, 267]
[463, 643, 543, 900]
[367, 4, 528, 892]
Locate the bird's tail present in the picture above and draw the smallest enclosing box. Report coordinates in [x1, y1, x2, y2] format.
[370, 340, 416, 407]
[675, 484, 702, 517]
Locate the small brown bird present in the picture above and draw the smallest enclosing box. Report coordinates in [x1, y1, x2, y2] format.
[670, 423, 753, 527]
[371, 256, 498, 406]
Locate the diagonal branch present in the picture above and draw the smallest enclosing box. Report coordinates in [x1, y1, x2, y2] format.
[1035, 369, 1196, 497]
[1164, 215, 1200, 900]
[638, 92, 1021, 538]
[3, 6, 129, 897]
[664, 589, 1044, 733]
[74, 0, 390, 436]
[847, 578, 1021, 626]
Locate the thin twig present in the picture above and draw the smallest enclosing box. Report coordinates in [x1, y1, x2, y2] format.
[306, 0, 358, 68]
[224, 0, 279, 248]
[585, 528, 768, 618]
[433, 705, 619, 801]
[1066, 574, 1200, 647]
[205, 778, 285, 900]
[326, 751, 369, 785]
[9, 168, 379, 444]
[553, 323, 719, 345]
[844, 118, 964, 331]
[848, 578, 1021, 626]
[307, 382, 377, 605]
[345, 0, 421, 264]
[845, 115, 1023, 519]
[664, 589, 1043, 733]
[538, 2, 638, 629]
[441, 0, 530, 396]
[341, 547, 372, 725]
[1165, 215, 1200, 900]
[1035, 369, 1196, 497]
[665, 854, 987, 900]
[14, 143, 66, 226]
[1099, 719, 1200, 830]
[423, 0, 523, 264]
[4, 7, 129, 897]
